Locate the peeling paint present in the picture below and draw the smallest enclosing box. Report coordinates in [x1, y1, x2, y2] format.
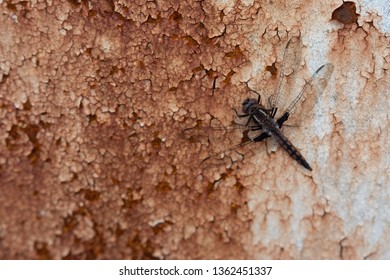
[360, 0, 390, 32]
[1, 0, 390, 260]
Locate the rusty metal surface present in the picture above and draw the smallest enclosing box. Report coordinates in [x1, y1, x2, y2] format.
[0, 0, 389, 259]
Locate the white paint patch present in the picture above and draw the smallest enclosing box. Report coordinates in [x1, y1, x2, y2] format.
[303, 23, 334, 75]
[290, 189, 305, 252]
[101, 37, 111, 53]
[315, 141, 330, 166]
[148, 218, 165, 227]
[264, 211, 281, 244]
[212, 0, 235, 12]
[241, 0, 254, 6]
[360, 0, 390, 33]
[223, 0, 390, 258]
[250, 214, 262, 245]
[312, 91, 333, 139]
[11, 14, 18, 23]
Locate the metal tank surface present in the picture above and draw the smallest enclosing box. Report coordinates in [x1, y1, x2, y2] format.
[0, 0, 389, 259]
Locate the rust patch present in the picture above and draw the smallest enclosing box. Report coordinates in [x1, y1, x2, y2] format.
[34, 241, 52, 260]
[1, 0, 388, 261]
[155, 181, 171, 192]
[266, 62, 277, 76]
[331, 2, 359, 25]
[82, 190, 101, 202]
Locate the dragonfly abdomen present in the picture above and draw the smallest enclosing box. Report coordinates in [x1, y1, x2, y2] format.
[270, 128, 313, 171]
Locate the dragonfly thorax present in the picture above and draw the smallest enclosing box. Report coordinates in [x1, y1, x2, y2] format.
[242, 98, 259, 114]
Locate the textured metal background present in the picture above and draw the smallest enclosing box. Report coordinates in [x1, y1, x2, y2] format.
[0, 0, 389, 259]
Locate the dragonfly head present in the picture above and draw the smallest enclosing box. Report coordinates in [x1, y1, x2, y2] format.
[242, 98, 258, 114]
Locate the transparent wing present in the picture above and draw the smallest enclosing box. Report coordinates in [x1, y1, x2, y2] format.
[284, 63, 334, 122]
[182, 118, 265, 167]
[199, 135, 256, 167]
[269, 35, 302, 116]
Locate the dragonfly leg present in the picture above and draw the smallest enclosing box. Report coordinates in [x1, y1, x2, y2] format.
[271, 107, 278, 118]
[233, 108, 255, 127]
[268, 96, 272, 108]
[253, 132, 270, 142]
[283, 123, 299, 128]
[247, 89, 261, 103]
[244, 115, 254, 126]
[233, 108, 250, 118]
[249, 125, 263, 131]
[276, 112, 290, 128]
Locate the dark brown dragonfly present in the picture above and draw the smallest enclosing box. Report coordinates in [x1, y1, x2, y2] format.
[188, 35, 334, 171]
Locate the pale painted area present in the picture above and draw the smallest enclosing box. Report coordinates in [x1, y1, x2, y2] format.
[213, 0, 235, 12]
[360, 0, 390, 33]
[240, 0, 390, 258]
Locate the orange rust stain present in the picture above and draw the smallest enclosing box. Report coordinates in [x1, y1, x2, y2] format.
[155, 181, 171, 192]
[219, 10, 225, 21]
[266, 62, 277, 76]
[146, 14, 161, 24]
[67, 0, 89, 6]
[5, 2, 17, 11]
[331, 2, 359, 25]
[234, 180, 245, 193]
[152, 221, 173, 235]
[151, 136, 162, 150]
[126, 233, 158, 260]
[170, 11, 183, 22]
[223, 70, 236, 85]
[4, 0, 369, 261]
[23, 99, 32, 110]
[230, 203, 240, 215]
[34, 242, 52, 260]
[183, 35, 199, 47]
[81, 189, 101, 202]
[192, 64, 205, 73]
[224, 45, 245, 60]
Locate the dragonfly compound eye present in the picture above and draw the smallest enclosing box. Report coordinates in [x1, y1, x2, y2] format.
[242, 98, 251, 113]
[242, 98, 250, 105]
[242, 98, 258, 114]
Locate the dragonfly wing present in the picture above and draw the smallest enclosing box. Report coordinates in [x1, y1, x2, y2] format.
[284, 63, 334, 123]
[183, 118, 265, 167]
[269, 35, 303, 116]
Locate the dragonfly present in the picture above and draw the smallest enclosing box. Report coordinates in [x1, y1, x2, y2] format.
[191, 35, 334, 171]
